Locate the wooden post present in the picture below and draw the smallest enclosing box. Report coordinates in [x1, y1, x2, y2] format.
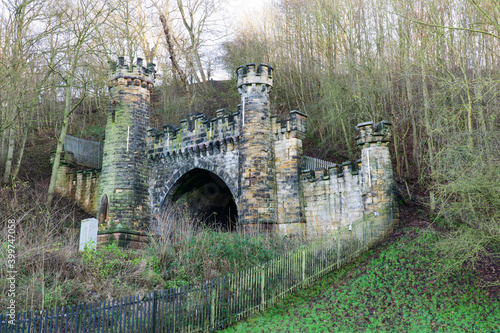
[151, 291, 157, 333]
[337, 235, 341, 269]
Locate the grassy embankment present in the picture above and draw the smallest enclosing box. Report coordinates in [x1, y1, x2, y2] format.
[221, 221, 500, 332]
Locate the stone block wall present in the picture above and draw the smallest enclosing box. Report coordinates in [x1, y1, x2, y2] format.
[148, 141, 240, 216]
[147, 109, 242, 219]
[55, 163, 100, 214]
[298, 121, 396, 236]
[300, 162, 363, 235]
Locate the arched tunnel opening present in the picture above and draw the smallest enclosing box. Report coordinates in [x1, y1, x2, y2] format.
[166, 168, 237, 231]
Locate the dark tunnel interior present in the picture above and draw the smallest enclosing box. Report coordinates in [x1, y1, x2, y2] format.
[168, 168, 237, 231]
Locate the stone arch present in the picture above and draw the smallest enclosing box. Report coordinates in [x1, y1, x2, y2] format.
[159, 163, 238, 209]
[158, 165, 238, 230]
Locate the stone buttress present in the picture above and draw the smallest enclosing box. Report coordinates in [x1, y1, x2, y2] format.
[97, 57, 155, 247]
[273, 110, 308, 234]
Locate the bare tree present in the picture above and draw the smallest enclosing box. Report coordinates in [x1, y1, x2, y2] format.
[0, 0, 53, 184]
[46, 0, 110, 205]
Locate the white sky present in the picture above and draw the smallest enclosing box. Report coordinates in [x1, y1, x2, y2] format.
[209, 0, 269, 79]
[227, 0, 268, 18]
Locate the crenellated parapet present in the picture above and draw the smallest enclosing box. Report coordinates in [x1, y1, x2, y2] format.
[298, 119, 396, 235]
[55, 165, 101, 215]
[272, 110, 307, 140]
[236, 63, 273, 95]
[355, 120, 392, 146]
[108, 57, 155, 94]
[147, 109, 241, 161]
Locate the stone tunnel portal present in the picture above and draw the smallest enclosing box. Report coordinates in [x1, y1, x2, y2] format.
[165, 168, 237, 231]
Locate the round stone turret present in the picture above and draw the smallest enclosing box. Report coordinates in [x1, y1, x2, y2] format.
[98, 57, 155, 247]
[237, 63, 277, 231]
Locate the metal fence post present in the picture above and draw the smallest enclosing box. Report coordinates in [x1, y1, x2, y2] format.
[302, 250, 306, 282]
[261, 267, 265, 310]
[151, 291, 158, 333]
[337, 234, 341, 269]
[210, 282, 215, 329]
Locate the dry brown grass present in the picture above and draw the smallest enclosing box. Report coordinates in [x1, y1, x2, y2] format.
[148, 205, 303, 286]
[0, 182, 161, 312]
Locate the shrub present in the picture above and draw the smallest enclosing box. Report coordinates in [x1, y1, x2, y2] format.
[431, 130, 500, 280]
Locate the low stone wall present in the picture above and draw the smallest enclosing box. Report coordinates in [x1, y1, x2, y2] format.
[301, 162, 364, 235]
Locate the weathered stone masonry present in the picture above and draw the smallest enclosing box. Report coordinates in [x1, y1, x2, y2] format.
[55, 59, 397, 246]
[300, 121, 396, 236]
[97, 57, 155, 245]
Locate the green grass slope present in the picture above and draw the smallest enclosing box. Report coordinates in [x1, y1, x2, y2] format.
[221, 215, 500, 332]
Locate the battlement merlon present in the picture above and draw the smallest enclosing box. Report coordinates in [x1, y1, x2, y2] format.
[108, 57, 155, 94]
[236, 63, 273, 92]
[355, 120, 392, 146]
[289, 110, 307, 139]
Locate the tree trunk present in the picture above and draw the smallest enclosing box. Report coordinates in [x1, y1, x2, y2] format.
[405, 73, 419, 175]
[47, 86, 72, 205]
[177, 0, 207, 84]
[2, 128, 15, 184]
[421, 62, 435, 210]
[159, 12, 192, 101]
[0, 130, 6, 168]
[12, 122, 29, 181]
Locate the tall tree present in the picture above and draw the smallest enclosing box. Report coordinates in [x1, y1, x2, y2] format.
[0, 0, 52, 184]
[46, 0, 110, 205]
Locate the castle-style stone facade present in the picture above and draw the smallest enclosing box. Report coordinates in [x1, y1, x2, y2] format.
[56, 58, 397, 246]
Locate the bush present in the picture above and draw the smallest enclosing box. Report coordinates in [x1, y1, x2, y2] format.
[431, 130, 500, 280]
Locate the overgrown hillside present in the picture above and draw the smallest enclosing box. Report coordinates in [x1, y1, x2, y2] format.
[223, 0, 500, 284]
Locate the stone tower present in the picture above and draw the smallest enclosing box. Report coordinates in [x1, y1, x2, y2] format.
[236, 63, 277, 231]
[356, 121, 397, 233]
[97, 57, 155, 247]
